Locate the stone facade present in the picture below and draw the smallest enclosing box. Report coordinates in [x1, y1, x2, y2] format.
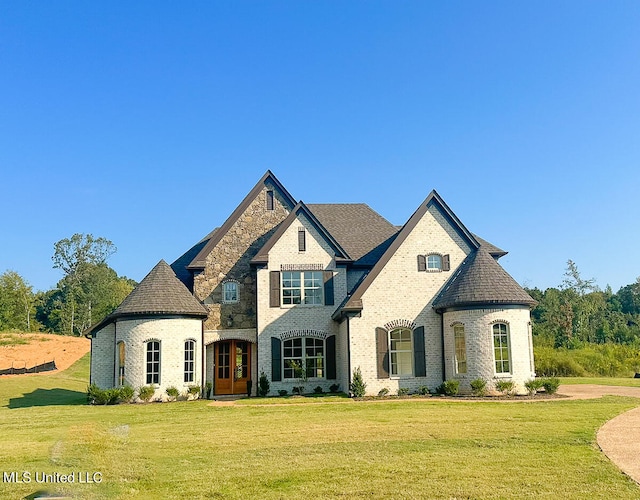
[194, 182, 291, 331]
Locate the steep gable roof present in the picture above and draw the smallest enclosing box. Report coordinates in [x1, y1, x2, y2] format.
[187, 170, 296, 270]
[472, 233, 508, 259]
[433, 248, 536, 310]
[86, 260, 207, 336]
[171, 228, 218, 287]
[335, 190, 480, 318]
[251, 202, 350, 265]
[306, 204, 399, 266]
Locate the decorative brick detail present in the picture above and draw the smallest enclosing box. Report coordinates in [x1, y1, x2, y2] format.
[383, 319, 417, 331]
[279, 330, 329, 340]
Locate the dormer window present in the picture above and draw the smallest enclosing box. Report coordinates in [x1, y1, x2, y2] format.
[222, 281, 239, 304]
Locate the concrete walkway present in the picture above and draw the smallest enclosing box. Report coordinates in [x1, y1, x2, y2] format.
[558, 385, 640, 485]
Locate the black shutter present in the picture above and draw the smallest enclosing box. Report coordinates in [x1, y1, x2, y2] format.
[376, 327, 389, 378]
[269, 271, 280, 307]
[413, 326, 426, 377]
[298, 229, 306, 252]
[326, 335, 336, 380]
[443, 254, 450, 271]
[323, 271, 334, 305]
[271, 337, 282, 381]
[417, 254, 426, 272]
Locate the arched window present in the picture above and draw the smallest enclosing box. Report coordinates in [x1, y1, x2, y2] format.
[146, 340, 160, 384]
[389, 328, 413, 376]
[117, 341, 125, 386]
[184, 340, 196, 383]
[283, 337, 324, 379]
[222, 281, 239, 304]
[493, 323, 510, 374]
[454, 325, 467, 374]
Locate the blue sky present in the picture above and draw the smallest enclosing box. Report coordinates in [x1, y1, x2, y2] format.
[1, 2, 639, 293]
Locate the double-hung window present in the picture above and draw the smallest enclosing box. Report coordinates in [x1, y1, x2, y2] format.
[222, 281, 239, 303]
[389, 328, 413, 376]
[493, 323, 510, 374]
[454, 325, 467, 374]
[282, 271, 323, 305]
[146, 340, 160, 384]
[283, 337, 324, 378]
[184, 340, 195, 383]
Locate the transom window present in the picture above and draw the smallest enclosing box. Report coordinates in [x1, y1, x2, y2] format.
[390, 328, 413, 376]
[427, 254, 442, 270]
[146, 341, 160, 385]
[222, 281, 239, 304]
[493, 323, 511, 374]
[184, 340, 195, 383]
[283, 337, 324, 378]
[454, 325, 467, 374]
[282, 271, 323, 305]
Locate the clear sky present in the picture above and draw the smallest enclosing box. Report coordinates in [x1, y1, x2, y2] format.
[1, 2, 639, 294]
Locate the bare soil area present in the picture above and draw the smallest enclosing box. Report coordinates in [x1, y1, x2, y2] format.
[0, 333, 90, 374]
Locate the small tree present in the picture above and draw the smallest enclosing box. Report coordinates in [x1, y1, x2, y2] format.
[258, 371, 270, 397]
[287, 360, 307, 395]
[350, 366, 367, 397]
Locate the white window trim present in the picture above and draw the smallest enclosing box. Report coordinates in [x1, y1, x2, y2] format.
[184, 339, 196, 384]
[281, 270, 324, 307]
[222, 280, 239, 304]
[145, 340, 161, 386]
[389, 328, 414, 378]
[492, 323, 512, 376]
[282, 337, 326, 380]
[453, 324, 467, 375]
[426, 253, 443, 272]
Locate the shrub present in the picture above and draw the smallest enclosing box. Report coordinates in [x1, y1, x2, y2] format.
[313, 386, 323, 394]
[470, 378, 488, 397]
[495, 379, 515, 396]
[378, 387, 390, 397]
[436, 379, 460, 396]
[397, 387, 410, 396]
[417, 385, 430, 396]
[278, 389, 288, 397]
[541, 377, 560, 395]
[350, 366, 367, 397]
[187, 385, 201, 399]
[119, 385, 135, 403]
[166, 386, 179, 401]
[204, 381, 213, 399]
[292, 386, 304, 395]
[258, 371, 270, 397]
[86, 384, 125, 405]
[138, 385, 155, 402]
[524, 379, 544, 396]
[329, 383, 340, 393]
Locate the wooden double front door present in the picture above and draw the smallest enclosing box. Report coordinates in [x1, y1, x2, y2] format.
[214, 340, 251, 395]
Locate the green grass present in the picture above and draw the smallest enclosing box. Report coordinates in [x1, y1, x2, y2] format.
[1, 356, 640, 499]
[559, 376, 640, 387]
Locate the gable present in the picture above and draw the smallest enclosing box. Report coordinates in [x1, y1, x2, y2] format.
[336, 190, 479, 317]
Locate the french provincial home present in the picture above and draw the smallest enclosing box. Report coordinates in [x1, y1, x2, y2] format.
[87, 171, 537, 398]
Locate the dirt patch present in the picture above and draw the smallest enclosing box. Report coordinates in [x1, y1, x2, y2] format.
[0, 333, 90, 375]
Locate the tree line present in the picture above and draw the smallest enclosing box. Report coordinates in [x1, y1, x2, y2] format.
[0, 234, 136, 335]
[526, 260, 640, 348]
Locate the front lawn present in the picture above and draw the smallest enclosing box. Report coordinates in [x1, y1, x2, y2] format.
[1, 356, 639, 499]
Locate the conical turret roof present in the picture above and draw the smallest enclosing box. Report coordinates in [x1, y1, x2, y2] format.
[433, 248, 536, 310]
[112, 260, 208, 318]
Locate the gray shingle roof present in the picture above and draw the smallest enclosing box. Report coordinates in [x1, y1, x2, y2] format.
[433, 248, 536, 310]
[472, 233, 508, 258]
[171, 228, 218, 287]
[111, 260, 208, 318]
[306, 204, 399, 266]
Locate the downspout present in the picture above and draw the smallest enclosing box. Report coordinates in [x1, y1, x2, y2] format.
[346, 315, 351, 393]
[113, 320, 117, 388]
[439, 310, 445, 382]
[201, 318, 205, 394]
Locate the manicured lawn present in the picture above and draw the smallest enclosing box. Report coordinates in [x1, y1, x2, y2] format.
[560, 377, 640, 387]
[1, 357, 640, 499]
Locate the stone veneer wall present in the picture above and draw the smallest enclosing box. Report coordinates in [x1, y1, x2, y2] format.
[348, 204, 473, 396]
[257, 211, 348, 394]
[193, 182, 291, 331]
[443, 307, 534, 394]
